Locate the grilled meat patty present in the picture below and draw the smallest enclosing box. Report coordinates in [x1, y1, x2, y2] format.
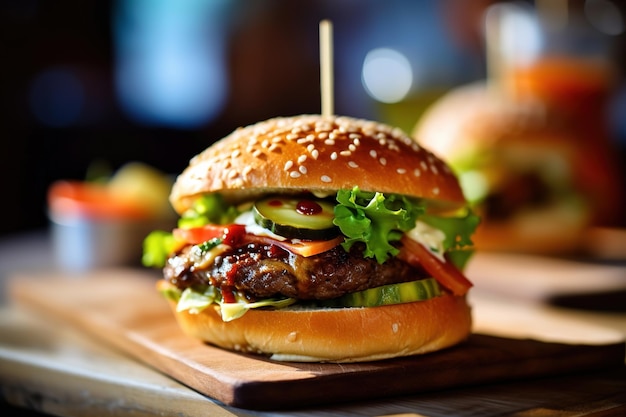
[164, 242, 426, 301]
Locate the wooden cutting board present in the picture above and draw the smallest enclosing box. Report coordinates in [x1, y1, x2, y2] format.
[7, 269, 625, 411]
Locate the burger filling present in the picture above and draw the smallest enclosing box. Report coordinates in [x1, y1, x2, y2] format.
[143, 187, 479, 321]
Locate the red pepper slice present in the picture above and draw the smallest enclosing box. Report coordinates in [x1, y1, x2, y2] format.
[398, 236, 473, 296]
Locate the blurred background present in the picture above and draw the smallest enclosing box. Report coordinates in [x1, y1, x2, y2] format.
[1, 0, 625, 238]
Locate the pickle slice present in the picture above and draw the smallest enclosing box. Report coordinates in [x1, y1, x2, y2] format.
[337, 278, 442, 307]
[253, 196, 339, 240]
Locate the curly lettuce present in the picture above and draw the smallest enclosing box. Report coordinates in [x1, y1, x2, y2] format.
[333, 187, 424, 264]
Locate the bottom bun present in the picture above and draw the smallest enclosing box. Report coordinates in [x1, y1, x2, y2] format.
[160, 281, 472, 363]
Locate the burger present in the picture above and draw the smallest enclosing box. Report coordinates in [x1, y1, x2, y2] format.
[413, 81, 602, 254]
[143, 114, 479, 363]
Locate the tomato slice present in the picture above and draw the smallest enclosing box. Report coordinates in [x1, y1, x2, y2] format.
[173, 225, 227, 244]
[398, 236, 473, 296]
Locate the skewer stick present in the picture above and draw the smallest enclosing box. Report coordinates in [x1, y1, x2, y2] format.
[484, 5, 504, 96]
[319, 20, 334, 117]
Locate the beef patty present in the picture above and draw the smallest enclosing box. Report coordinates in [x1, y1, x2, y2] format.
[164, 241, 426, 301]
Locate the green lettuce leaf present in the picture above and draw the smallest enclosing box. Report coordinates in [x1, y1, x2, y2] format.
[420, 209, 480, 270]
[420, 209, 480, 251]
[333, 187, 424, 264]
[178, 193, 239, 228]
[142, 230, 175, 268]
[142, 193, 238, 268]
[177, 286, 219, 314]
[160, 285, 296, 322]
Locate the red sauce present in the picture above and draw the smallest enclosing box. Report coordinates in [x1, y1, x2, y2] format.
[223, 224, 247, 246]
[221, 287, 236, 303]
[296, 200, 322, 215]
[268, 199, 283, 207]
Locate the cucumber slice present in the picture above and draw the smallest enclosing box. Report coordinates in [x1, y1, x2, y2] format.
[253, 197, 339, 240]
[337, 278, 442, 307]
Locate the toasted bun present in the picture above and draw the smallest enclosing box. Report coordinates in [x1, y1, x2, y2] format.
[170, 114, 465, 214]
[413, 82, 574, 167]
[413, 82, 591, 253]
[159, 280, 472, 363]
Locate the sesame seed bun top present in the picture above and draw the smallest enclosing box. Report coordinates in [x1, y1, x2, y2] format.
[169, 114, 466, 214]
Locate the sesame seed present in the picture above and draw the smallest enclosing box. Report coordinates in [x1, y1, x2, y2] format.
[321, 175, 332, 183]
[324, 139, 335, 146]
[413, 168, 421, 177]
[284, 160, 294, 171]
[330, 152, 338, 160]
[431, 165, 439, 175]
[306, 144, 315, 153]
[311, 149, 319, 160]
[348, 144, 356, 152]
[352, 138, 361, 146]
[252, 149, 263, 158]
[420, 161, 428, 171]
[397, 168, 406, 174]
[306, 134, 316, 141]
[286, 133, 298, 141]
[379, 157, 387, 166]
[433, 187, 440, 195]
[231, 149, 241, 158]
[299, 165, 307, 174]
[369, 150, 377, 158]
[261, 139, 270, 148]
[242, 165, 253, 176]
[227, 169, 238, 179]
[392, 126, 403, 135]
[340, 150, 351, 157]
[269, 143, 280, 152]
[290, 171, 301, 178]
[318, 132, 329, 140]
[348, 161, 359, 168]
[298, 155, 307, 164]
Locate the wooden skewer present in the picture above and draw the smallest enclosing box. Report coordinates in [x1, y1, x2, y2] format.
[319, 19, 334, 117]
[484, 5, 505, 97]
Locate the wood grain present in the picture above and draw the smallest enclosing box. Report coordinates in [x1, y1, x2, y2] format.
[7, 269, 625, 410]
